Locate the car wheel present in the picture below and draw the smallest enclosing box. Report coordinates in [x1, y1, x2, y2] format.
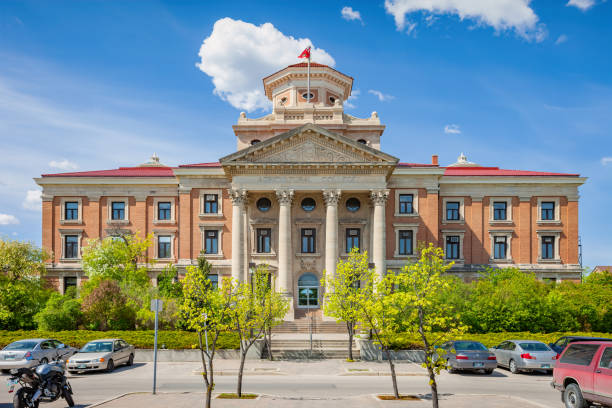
[509, 359, 519, 374]
[106, 359, 114, 373]
[484, 369, 494, 375]
[446, 359, 456, 373]
[127, 354, 134, 366]
[39, 357, 48, 365]
[564, 383, 587, 408]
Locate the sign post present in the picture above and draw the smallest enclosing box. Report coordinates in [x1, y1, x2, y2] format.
[151, 299, 163, 395]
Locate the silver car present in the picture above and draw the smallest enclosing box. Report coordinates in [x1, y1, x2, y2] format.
[0, 338, 77, 373]
[66, 339, 135, 373]
[490, 340, 556, 374]
[439, 340, 497, 374]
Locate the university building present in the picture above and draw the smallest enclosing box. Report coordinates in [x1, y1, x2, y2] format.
[35, 62, 586, 319]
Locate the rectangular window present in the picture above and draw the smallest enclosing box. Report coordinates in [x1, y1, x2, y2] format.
[599, 347, 612, 369]
[64, 201, 78, 220]
[256, 228, 271, 253]
[446, 201, 460, 221]
[494, 236, 507, 259]
[63, 277, 77, 293]
[493, 202, 507, 220]
[64, 235, 79, 258]
[204, 194, 218, 214]
[111, 201, 125, 220]
[158, 235, 171, 258]
[346, 228, 361, 252]
[204, 230, 218, 254]
[208, 274, 219, 289]
[301, 228, 316, 253]
[398, 194, 413, 214]
[158, 202, 171, 220]
[559, 344, 600, 366]
[446, 236, 460, 259]
[541, 201, 555, 220]
[541, 236, 555, 259]
[398, 230, 413, 255]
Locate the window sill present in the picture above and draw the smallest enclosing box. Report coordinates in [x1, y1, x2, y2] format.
[251, 252, 276, 258]
[537, 220, 562, 226]
[153, 220, 176, 225]
[489, 220, 514, 226]
[489, 259, 514, 264]
[442, 220, 465, 225]
[296, 253, 321, 257]
[202, 254, 224, 259]
[107, 220, 129, 225]
[393, 253, 417, 259]
[393, 213, 419, 218]
[537, 258, 562, 264]
[199, 213, 223, 218]
[60, 220, 82, 225]
[154, 258, 177, 262]
[446, 258, 464, 265]
[60, 258, 81, 263]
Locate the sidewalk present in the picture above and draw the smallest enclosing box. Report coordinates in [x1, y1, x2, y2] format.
[91, 392, 547, 408]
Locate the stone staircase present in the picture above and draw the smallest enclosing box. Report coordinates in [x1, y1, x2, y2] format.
[272, 319, 347, 334]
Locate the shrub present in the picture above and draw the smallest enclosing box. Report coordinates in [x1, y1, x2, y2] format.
[81, 280, 136, 330]
[34, 288, 82, 331]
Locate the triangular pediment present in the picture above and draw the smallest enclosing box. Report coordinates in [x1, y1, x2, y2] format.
[220, 124, 398, 166]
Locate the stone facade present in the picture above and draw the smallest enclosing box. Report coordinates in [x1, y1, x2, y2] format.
[35, 62, 586, 319]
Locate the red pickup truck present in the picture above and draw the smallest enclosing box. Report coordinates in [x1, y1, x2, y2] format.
[551, 341, 612, 408]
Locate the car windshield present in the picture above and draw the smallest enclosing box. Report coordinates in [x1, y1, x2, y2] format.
[454, 341, 488, 351]
[4, 341, 38, 351]
[80, 341, 113, 353]
[520, 343, 550, 351]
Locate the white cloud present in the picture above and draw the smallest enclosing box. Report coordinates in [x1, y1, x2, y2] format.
[0, 214, 19, 225]
[49, 159, 78, 170]
[567, 0, 596, 11]
[22, 189, 42, 211]
[444, 124, 462, 134]
[368, 89, 395, 102]
[341, 6, 363, 22]
[384, 0, 546, 41]
[344, 89, 360, 109]
[196, 18, 335, 112]
[601, 157, 612, 166]
[555, 34, 568, 45]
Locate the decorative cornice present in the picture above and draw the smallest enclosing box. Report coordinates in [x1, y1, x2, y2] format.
[370, 189, 390, 205]
[323, 189, 342, 206]
[275, 189, 294, 206]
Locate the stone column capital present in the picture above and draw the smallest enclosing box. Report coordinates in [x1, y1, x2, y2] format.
[275, 189, 294, 206]
[229, 188, 248, 206]
[323, 189, 342, 206]
[370, 189, 390, 206]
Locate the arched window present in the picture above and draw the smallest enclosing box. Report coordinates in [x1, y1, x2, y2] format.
[357, 139, 367, 145]
[297, 273, 319, 308]
[251, 139, 261, 145]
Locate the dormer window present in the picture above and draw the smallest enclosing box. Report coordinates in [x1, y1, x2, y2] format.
[251, 139, 261, 145]
[357, 139, 367, 145]
[302, 92, 314, 100]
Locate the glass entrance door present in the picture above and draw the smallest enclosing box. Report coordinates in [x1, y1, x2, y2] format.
[297, 273, 319, 308]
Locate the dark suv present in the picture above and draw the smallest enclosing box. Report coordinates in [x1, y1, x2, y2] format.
[549, 336, 612, 355]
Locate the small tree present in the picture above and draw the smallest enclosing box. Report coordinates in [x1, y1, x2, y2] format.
[81, 279, 136, 330]
[322, 248, 371, 361]
[233, 265, 288, 397]
[395, 244, 466, 408]
[181, 257, 235, 408]
[35, 288, 82, 331]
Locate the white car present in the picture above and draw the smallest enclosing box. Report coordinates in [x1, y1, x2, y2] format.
[66, 339, 135, 373]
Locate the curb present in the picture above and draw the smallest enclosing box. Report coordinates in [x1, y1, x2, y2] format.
[88, 392, 147, 408]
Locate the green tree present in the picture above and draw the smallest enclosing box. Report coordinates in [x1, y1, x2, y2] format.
[0, 239, 50, 330]
[81, 279, 136, 330]
[394, 244, 467, 408]
[322, 248, 372, 361]
[181, 257, 236, 408]
[34, 288, 82, 331]
[233, 265, 288, 397]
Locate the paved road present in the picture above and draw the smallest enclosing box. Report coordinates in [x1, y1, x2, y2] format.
[0, 361, 560, 408]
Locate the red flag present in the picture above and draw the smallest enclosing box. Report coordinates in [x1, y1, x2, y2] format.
[298, 47, 311, 59]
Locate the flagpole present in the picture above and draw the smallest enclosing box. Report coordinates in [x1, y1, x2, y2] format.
[307, 47, 311, 104]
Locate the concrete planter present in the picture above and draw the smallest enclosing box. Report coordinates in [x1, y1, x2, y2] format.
[355, 339, 425, 362]
[134, 340, 265, 362]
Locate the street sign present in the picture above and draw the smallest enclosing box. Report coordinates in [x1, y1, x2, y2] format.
[150, 299, 163, 312]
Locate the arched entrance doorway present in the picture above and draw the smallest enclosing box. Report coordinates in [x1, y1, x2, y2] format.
[297, 273, 319, 309]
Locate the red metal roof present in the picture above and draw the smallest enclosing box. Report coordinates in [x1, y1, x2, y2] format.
[443, 166, 580, 177]
[42, 166, 176, 177]
[178, 162, 222, 168]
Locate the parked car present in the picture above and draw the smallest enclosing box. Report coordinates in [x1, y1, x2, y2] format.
[490, 340, 557, 374]
[548, 335, 612, 355]
[0, 339, 77, 373]
[439, 340, 497, 374]
[551, 340, 612, 408]
[66, 339, 135, 373]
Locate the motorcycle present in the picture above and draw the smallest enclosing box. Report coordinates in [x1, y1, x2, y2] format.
[6, 357, 75, 408]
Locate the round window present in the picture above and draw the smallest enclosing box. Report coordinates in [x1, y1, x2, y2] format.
[256, 197, 271, 212]
[346, 198, 361, 212]
[302, 92, 314, 100]
[251, 139, 261, 145]
[329, 96, 336, 104]
[301, 197, 316, 212]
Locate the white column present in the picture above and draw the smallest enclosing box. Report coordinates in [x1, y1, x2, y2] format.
[371, 189, 389, 280]
[230, 189, 247, 283]
[275, 190, 294, 293]
[323, 190, 341, 280]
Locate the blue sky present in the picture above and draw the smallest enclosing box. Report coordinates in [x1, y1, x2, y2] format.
[0, 0, 610, 267]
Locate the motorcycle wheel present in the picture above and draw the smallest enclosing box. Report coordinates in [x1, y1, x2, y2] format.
[64, 390, 75, 407]
[13, 387, 39, 408]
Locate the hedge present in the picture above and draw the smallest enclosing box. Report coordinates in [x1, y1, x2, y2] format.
[385, 331, 612, 350]
[0, 330, 240, 350]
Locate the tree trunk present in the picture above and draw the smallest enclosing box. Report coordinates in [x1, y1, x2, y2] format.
[197, 333, 211, 408]
[385, 348, 399, 399]
[266, 327, 273, 361]
[427, 363, 439, 408]
[346, 321, 354, 361]
[206, 354, 214, 408]
[237, 342, 249, 398]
